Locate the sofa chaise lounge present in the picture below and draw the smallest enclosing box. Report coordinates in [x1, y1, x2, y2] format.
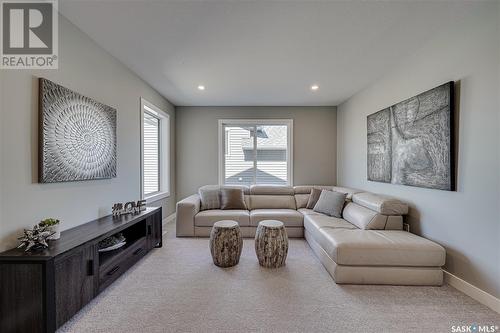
[176, 185, 446, 286]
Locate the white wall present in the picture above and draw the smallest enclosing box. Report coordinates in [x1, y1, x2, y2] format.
[176, 106, 337, 199]
[0, 16, 176, 252]
[337, 3, 499, 298]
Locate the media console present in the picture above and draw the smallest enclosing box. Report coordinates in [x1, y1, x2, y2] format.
[0, 207, 162, 333]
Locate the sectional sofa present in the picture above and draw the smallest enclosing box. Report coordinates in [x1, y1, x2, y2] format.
[176, 185, 446, 285]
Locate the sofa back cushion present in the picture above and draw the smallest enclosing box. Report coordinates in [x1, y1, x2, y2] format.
[331, 186, 362, 201]
[249, 185, 296, 210]
[293, 185, 333, 194]
[341, 191, 407, 230]
[342, 202, 405, 230]
[250, 195, 297, 210]
[250, 185, 294, 195]
[352, 192, 408, 215]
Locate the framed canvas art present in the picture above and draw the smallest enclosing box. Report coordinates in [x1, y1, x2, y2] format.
[367, 82, 455, 191]
[39, 78, 117, 183]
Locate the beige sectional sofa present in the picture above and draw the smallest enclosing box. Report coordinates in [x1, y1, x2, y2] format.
[176, 185, 446, 285]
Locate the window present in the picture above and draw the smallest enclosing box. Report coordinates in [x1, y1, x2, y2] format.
[141, 98, 170, 201]
[218, 119, 293, 186]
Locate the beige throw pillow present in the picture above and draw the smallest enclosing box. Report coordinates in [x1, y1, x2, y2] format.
[198, 185, 220, 210]
[306, 188, 322, 209]
[220, 188, 247, 210]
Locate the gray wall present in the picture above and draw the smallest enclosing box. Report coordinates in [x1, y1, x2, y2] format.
[337, 3, 499, 298]
[0, 16, 176, 252]
[176, 106, 337, 199]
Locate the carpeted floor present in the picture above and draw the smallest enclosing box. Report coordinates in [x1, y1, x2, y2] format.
[58, 221, 499, 333]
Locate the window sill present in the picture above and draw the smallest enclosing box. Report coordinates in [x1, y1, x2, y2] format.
[145, 191, 170, 203]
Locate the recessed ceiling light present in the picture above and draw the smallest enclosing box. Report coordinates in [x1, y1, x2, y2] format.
[311, 84, 319, 91]
[197, 85, 205, 91]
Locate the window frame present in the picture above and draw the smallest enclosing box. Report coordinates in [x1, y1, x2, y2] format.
[140, 98, 170, 202]
[218, 119, 293, 186]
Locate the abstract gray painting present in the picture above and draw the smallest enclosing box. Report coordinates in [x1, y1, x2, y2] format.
[39, 78, 117, 183]
[367, 82, 454, 190]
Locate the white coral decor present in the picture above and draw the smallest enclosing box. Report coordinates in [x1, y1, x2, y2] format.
[17, 225, 54, 252]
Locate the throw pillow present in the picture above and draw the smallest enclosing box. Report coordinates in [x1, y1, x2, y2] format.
[198, 185, 220, 210]
[220, 188, 247, 210]
[306, 188, 322, 209]
[313, 190, 347, 218]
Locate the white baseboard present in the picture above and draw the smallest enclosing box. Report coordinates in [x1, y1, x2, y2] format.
[443, 270, 500, 314]
[162, 213, 176, 228]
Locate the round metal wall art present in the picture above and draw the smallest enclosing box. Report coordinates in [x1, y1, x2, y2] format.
[39, 78, 117, 183]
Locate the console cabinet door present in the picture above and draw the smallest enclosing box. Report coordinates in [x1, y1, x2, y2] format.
[152, 212, 162, 248]
[54, 244, 96, 328]
[0, 263, 46, 333]
[146, 212, 162, 249]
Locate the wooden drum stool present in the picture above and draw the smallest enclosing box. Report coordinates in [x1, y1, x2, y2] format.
[209, 220, 243, 267]
[255, 220, 288, 268]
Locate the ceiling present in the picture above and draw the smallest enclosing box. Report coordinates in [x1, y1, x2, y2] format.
[60, 1, 474, 106]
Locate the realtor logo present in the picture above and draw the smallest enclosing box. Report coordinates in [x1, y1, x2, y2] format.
[1, 0, 58, 69]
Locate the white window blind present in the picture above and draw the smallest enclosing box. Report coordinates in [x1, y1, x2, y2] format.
[141, 98, 170, 201]
[143, 112, 160, 195]
[219, 120, 292, 186]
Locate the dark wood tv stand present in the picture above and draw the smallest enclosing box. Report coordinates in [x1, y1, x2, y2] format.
[0, 207, 162, 333]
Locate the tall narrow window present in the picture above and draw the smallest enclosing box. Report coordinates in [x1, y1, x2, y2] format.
[141, 98, 170, 201]
[219, 119, 293, 186]
[143, 112, 160, 195]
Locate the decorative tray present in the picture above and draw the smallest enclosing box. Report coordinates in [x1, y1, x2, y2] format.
[98, 241, 126, 252]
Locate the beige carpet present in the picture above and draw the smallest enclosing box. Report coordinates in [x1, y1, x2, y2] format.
[59, 222, 499, 333]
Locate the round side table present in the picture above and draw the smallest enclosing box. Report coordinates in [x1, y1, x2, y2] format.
[255, 220, 288, 268]
[209, 220, 243, 267]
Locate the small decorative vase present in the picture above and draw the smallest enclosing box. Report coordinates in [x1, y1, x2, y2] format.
[48, 224, 60, 240]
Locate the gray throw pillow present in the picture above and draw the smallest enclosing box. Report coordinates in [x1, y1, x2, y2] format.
[198, 185, 220, 210]
[220, 188, 247, 210]
[313, 190, 347, 218]
[306, 188, 322, 209]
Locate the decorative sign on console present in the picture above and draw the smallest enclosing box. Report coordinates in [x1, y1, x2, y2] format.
[39, 78, 117, 183]
[367, 82, 455, 191]
[112, 200, 147, 216]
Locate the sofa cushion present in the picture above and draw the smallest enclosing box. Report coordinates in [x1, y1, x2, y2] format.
[342, 202, 389, 230]
[332, 186, 362, 201]
[249, 195, 296, 210]
[304, 215, 357, 251]
[385, 215, 404, 230]
[250, 185, 294, 195]
[310, 228, 445, 267]
[313, 190, 346, 218]
[250, 209, 303, 227]
[198, 185, 220, 210]
[352, 192, 408, 215]
[293, 185, 333, 194]
[297, 208, 322, 216]
[304, 214, 357, 233]
[220, 188, 247, 210]
[195, 210, 250, 227]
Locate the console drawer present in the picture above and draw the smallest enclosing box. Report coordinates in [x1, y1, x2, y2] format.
[98, 237, 147, 291]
